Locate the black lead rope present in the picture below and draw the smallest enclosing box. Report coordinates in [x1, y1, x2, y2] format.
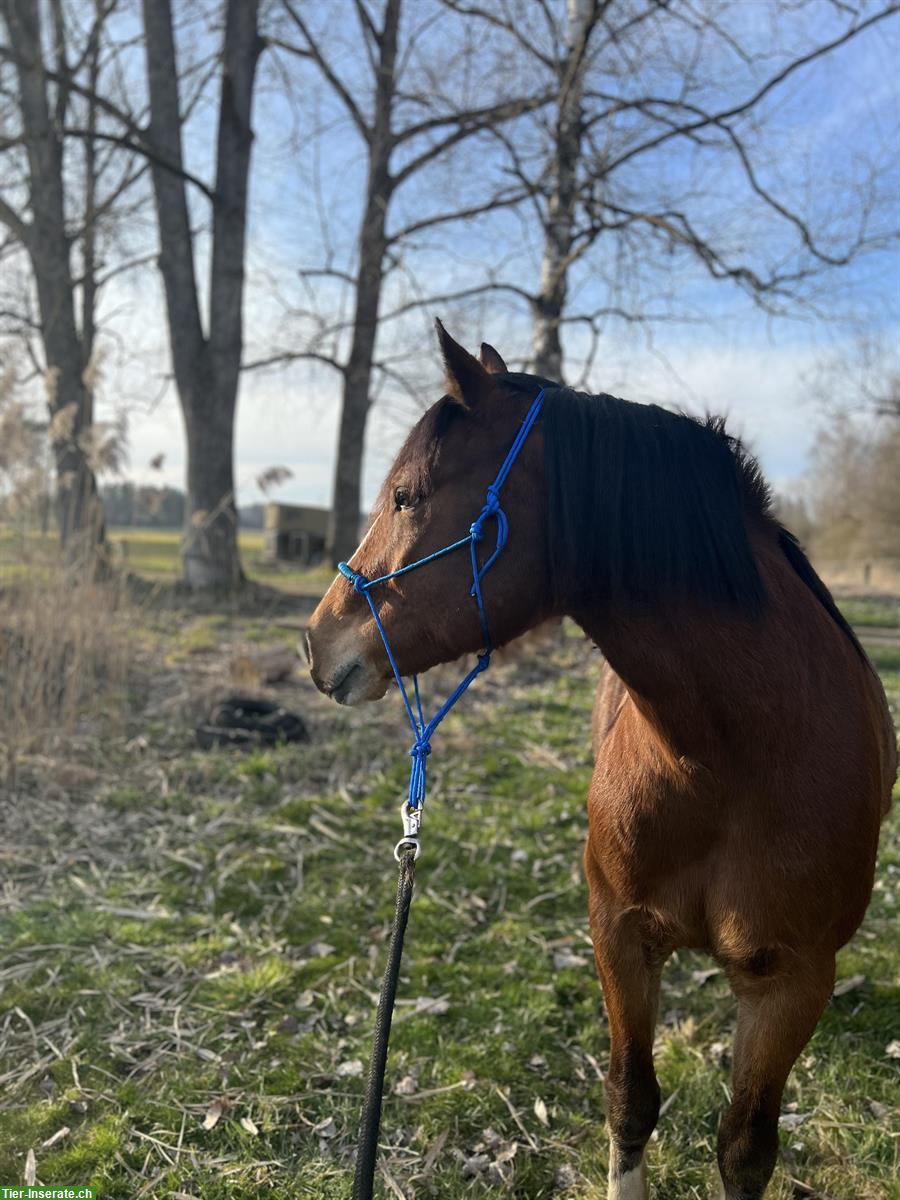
[352, 846, 417, 1200]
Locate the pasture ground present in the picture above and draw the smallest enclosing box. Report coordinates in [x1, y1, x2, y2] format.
[0, 569, 898, 1199]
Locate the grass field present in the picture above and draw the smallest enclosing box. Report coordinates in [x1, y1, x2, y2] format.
[0, 585, 897, 1199]
[0, 525, 333, 596]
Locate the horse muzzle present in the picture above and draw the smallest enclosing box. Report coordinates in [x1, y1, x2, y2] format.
[306, 609, 390, 706]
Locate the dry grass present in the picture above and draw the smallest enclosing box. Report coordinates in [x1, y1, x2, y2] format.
[0, 571, 133, 787]
[0, 374, 136, 784]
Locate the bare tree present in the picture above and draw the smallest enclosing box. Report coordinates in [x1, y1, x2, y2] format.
[272, 0, 549, 564]
[141, 0, 262, 589]
[2, 0, 265, 589]
[804, 332, 899, 567]
[0, 0, 132, 566]
[448, 0, 900, 383]
[810, 333, 900, 422]
[531, 0, 597, 380]
[807, 411, 900, 564]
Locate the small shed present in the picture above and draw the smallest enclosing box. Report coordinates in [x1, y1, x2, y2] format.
[265, 503, 330, 564]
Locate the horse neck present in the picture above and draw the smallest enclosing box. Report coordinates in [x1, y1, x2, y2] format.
[576, 610, 751, 767]
[569, 532, 809, 769]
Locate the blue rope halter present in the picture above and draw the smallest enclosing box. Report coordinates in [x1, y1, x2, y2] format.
[337, 388, 546, 859]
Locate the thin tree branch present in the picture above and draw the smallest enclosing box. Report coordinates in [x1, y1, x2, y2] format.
[242, 349, 347, 374]
[0, 194, 29, 241]
[436, 1, 556, 70]
[281, 1, 370, 140]
[386, 190, 525, 244]
[0, 43, 216, 200]
[395, 92, 553, 149]
[352, 0, 380, 64]
[603, 3, 900, 175]
[62, 125, 214, 200]
[378, 279, 535, 324]
[392, 93, 552, 186]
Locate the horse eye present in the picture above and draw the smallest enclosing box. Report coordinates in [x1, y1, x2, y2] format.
[394, 486, 412, 511]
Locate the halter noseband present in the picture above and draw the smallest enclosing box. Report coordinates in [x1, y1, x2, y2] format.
[337, 388, 546, 860]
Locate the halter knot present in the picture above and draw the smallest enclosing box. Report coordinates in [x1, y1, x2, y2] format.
[410, 738, 431, 761]
[470, 486, 503, 542]
[337, 561, 370, 594]
[408, 736, 432, 810]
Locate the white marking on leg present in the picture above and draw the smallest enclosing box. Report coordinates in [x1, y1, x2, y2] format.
[607, 1142, 648, 1200]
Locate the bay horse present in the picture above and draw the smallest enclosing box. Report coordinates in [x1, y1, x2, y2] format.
[306, 324, 896, 1199]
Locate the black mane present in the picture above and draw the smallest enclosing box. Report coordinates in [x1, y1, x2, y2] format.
[503, 375, 864, 657]
[512, 377, 773, 615]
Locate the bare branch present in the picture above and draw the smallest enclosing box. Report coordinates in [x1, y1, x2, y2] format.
[394, 90, 553, 153]
[0, 42, 216, 200]
[436, 1, 556, 70]
[603, 4, 900, 175]
[379, 279, 536, 324]
[281, 1, 370, 140]
[242, 349, 347, 374]
[0, 194, 29, 241]
[62, 125, 214, 200]
[297, 266, 359, 286]
[352, 0, 381, 69]
[386, 190, 525, 244]
[392, 92, 552, 186]
[717, 118, 880, 267]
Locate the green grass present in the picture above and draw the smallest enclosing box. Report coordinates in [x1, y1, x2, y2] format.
[109, 527, 334, 595]
[839, 596, 900, 629]
[1, 610, 898, 1199]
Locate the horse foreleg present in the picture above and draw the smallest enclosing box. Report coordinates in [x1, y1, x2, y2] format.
[718, 952, 834, 1199]
[588, 888, 666, 1200]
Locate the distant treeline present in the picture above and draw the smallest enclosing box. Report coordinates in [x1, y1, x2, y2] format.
[101, 484, 264, 530]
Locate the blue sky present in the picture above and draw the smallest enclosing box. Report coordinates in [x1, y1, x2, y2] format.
[87, 0, 900, 510]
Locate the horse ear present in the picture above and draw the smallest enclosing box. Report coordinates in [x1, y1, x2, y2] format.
[435, 319, 488, 404]
[479, 343, 507, 375]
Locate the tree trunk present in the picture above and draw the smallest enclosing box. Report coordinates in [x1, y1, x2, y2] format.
[2, 0, 105, 567]
[142, 0, 260, 590]
[327, 0, 401, 566]
[182, 381, 242, 590]
[531, 0, 595, 382]
[328, 215, 389, 564]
